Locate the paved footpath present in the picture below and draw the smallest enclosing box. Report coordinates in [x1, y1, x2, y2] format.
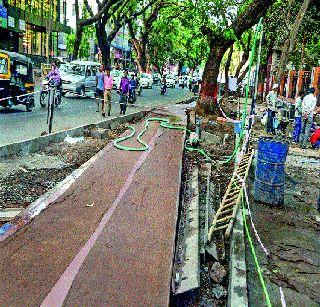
[0, 110, 185, 306]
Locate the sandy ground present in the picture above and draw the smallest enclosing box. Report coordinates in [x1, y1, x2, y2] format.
[246, 124, 320, 306]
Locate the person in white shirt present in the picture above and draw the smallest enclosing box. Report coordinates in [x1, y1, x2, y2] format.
[265, 84, 279, 134]
[299, 87, 317, 148]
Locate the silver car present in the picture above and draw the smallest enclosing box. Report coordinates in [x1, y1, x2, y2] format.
[61, 60, 101, 97]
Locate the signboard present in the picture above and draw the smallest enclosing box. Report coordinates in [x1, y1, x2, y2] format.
[8, 16, 14, 28]
[0, 5, 7, 28]
[19, 19, 25, 31]
[58, 32, 66, 50]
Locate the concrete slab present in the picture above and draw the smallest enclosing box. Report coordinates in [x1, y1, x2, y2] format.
[228, 208, 248, 307]
[91, 128, 108, 139]
[0, 208, 24, 222]
[176, 166, 200, 294]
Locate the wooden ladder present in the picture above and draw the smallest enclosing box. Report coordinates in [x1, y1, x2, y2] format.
[208, 150, 254, 240]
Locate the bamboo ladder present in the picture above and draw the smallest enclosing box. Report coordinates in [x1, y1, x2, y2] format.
[208, 150, 254, 240]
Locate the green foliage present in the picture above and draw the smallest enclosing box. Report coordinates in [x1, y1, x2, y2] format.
[148, 2, 209, 71]
[66, 33, 75, 56]
[78, 4, 95, 59]
[68, 4, 95, 59]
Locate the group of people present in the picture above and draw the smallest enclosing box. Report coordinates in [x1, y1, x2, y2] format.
[96, 67, 138, 117]
[265, 84, 319, 149]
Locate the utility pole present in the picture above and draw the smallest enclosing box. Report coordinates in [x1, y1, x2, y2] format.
[46, 0, 53, 63]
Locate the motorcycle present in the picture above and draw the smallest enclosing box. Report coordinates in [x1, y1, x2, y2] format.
[160, 83, 167, 95]
[40, 79, 61, 108]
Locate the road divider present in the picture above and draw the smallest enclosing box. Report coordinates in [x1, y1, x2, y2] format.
[0, 110, 148, 159]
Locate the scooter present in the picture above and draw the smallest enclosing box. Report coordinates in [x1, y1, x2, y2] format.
[160, 83, 167, 95]
[40, 78, 61, 108]
[128, 88, 136, 104]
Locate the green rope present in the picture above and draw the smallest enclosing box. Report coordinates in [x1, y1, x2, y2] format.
[114, 117, 212, 161]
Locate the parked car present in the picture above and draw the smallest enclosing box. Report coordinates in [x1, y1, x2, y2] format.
[140, 73, 153, 88]
[178, 76, 189, 87]
[61, 60, 101, 97]
[166, 75, 175, 88]
[152, 72, 161, 85]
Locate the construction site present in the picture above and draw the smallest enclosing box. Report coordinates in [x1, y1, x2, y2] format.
[1, 1, 320, 306]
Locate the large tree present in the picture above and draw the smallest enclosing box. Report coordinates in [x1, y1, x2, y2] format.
[275, 0, 312, 82]
[195, 0, 275, 114]
[127, 1, 169, 73]
[72, 0, 124, 60]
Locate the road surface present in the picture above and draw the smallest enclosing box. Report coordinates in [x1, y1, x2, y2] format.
[0, 86, 193, 146]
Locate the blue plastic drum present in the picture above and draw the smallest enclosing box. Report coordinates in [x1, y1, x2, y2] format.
[254, 137, 289, 205]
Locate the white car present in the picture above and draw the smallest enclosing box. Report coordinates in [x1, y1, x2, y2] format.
[166, 75, 175, 88]
[139, 73, 153, 88]
[61, 60, 101, 96]
[111, 69, 122, 89]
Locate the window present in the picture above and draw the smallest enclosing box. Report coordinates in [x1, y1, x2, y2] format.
[0, 57, 8, 74]
[23, 24, 50, 57]
[72, 3, 75, 16]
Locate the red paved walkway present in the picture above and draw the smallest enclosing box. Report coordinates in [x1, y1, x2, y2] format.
[0, 118, 184, 306]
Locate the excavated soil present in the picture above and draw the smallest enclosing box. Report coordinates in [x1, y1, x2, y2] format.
[246, 128, 320, 306]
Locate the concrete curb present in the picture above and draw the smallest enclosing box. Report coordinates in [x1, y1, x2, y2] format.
[227, 208, 248, 307]
[0, 109, 149, 159]
[176, 166, 200, 294]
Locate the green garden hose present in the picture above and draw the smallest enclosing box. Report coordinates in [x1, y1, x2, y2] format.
[114, 117, 212, 161]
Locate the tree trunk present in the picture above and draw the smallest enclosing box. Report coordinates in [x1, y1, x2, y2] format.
[275, 0, 311, 82]
[197, 43, 229, 114]
[73, 26, 83, 60]
[95, 22, 111, 68]
[235, 35, 251, 78]
[198, 0, 275, 114]
[224, 45, 233, 97]
[238, 65, 249, 84]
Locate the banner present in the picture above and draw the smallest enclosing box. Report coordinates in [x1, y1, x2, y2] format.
[0, 5, 7, 28]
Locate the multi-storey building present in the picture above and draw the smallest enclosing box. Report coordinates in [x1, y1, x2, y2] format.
[0, 0, 71, 64]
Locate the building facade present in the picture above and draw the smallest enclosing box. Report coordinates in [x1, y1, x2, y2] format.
[0, 0, 71, 64]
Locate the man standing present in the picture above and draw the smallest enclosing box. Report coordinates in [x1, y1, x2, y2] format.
[95, 66, 105, 113]
[300, 87, 317, 148]
[103, 68, 113, 117]
[265, 84, 279, 134]
[118, 70, 130, 115]
[292, 90, 304, 143]
[129, 74, 137, 103]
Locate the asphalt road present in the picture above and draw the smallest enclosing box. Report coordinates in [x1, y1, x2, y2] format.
[0, 85, 193, 146]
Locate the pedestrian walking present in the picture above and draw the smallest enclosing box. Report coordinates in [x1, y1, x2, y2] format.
[299, 87, 317, 148]
[265, 84, 279, 134]
[118, 70, 130, 115]
[95, 66, 105, 112]
[129, 74, 137, 103]
[292, 90, 304, 143]
[103, 68, 113, 117]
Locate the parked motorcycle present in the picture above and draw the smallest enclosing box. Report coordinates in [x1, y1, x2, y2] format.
[40, 79, 61, 108]
[160, 83, 167, 95]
